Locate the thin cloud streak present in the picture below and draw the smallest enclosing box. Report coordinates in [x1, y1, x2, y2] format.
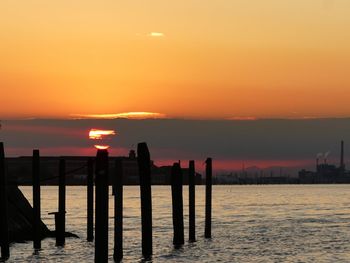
[71, 112, 167, 120]
[148, 32, 165, 37]
[227, 116, 258, 121]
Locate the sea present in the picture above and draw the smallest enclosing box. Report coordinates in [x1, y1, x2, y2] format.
[6, 185, 350, 262]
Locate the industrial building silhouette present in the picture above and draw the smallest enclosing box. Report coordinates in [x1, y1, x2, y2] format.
[299, 141, 350, 183]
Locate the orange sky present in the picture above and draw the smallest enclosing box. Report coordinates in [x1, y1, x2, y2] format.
[1, 0, 350, 119]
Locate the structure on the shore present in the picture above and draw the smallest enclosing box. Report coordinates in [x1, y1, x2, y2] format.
[5, 150, 202, 185]
[299, 141, 350, 183]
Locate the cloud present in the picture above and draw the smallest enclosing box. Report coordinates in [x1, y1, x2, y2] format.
[148, 32, 165, 37]
[227, 116, 257, 121]
[2, 118, 350, 174]
[71, 112, 167, 120]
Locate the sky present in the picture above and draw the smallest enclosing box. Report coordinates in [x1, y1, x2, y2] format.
[1, 1, 350, 172]
[1, 0, 350, 119]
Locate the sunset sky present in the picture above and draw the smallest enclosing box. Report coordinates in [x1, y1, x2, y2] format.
[1, 0, 350, 119]
[1, 1, 350, 170]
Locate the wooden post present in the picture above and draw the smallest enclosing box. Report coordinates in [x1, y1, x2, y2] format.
[188, 160, 196, 242]
[205, 158, 212, 238]
[87, 158, 94, 242]
[171, 163, 184, 247]
[32, 149, 41, 250]
[137, 142, 152, 259]
[56, 158, 66, 246]
[113, 159, 123, 262]
[94, 150, 109, 262]
[0, 143, 10, 260]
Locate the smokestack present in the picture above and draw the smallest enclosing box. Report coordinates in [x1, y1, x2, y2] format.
[316, 153, 322, 171]
[340, 140, 345, 170]
[324, 151, 330, 165]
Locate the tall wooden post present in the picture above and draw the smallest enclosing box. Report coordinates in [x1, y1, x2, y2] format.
[95, 150, 109, 262]
[87, 158, 94, 242]
[32, 149, 41, 250]
[56, 158, 66, 246]
[0, 143, 10, 260]
[171, 163, 184, 247]
[137, 143, 152, 259]
[188, 160, 196, 242]
[205, 158, 212, 238]
[113, 159, 123, 262]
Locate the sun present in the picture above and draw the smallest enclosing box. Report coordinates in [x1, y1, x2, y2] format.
[88, 129, 116, 149]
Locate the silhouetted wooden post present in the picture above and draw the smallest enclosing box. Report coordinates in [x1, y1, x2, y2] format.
[113, 159, 123, 262]
[171, 163, 184, 247]
[188, 160, 196, 242]
[137, 142, 152, 259]
[56, 158, 66, 246]
[95, 150, 109, 262]
[0, 143, 10, 260]
[87, 158, 94, 242]
[32, 149, 41, 250]
[205, 158, 212, 238]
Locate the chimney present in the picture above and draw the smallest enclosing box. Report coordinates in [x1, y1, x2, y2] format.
[129, 149, 136, 159]
[340, 140, 345, 170]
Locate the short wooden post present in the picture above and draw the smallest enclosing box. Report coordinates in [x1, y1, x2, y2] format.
[113, 159, 123, 262]
[137, 142, 152, 259]
[87, 158, 94, 242]
[32, 149, 41, 250]
[205, 158, 212, 238]
[56, 158, 66, 246]
[171, 162, 184, 247]
[0, 143, 10, 260]
[188, 160, 196, 242]
[94, 150, 109, 262]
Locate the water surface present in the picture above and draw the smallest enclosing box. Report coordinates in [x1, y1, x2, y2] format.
[7, 185, 350, 262]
